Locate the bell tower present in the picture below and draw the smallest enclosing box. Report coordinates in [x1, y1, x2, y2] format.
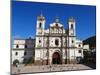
[35, 14, 46, 64]
[35, 14, 46, 48]
[67, 17, 76, 64]
[68, 17, 76, 47]
[36, 14, 45, 35]
[68, 17, 76, 36]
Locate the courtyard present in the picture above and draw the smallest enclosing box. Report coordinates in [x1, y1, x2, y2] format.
[11, 64, 94, 74]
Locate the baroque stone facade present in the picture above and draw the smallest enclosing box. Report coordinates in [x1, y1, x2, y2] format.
[34, 14, 84, 65]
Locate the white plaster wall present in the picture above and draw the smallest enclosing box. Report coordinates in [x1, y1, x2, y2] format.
[62, 49, 66, 59]
[69, 49, 83, 60]
[75, 39, 83, 48]
[75, 49, 82, 57]
[35, 49, 41, 60]
[14, 40, 25, 45]
[50, 22, 63, 27]
[36, 29, 42, 35]
[42, 49, 47, 60]
[76, 43, 83, 48]
[75, 39, 83, 58]
[35, 49, 48, 60]
[68, 37, 76, 47]
[83, 44, 89, 50]
[62, 37, 66, 47]
[12, 50, 24, 64]
[69, 29, 74, 36]
[36, 37, 44, 48]
[13, 44, 25, 49]
[35, 37, 43, 48]
[35, 37, 39, 48]
[43, 37, 48, 47]
[69, 49, 75, 59]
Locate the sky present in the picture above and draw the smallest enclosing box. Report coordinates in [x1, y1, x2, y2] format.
[12, 1, 96, 40]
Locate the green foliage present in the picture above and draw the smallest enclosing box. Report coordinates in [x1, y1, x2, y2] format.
[24, 57, 34, 64]
[83, 51, 96, 64]
[13, 59, 19, 65]
[83, 35, 96, 49]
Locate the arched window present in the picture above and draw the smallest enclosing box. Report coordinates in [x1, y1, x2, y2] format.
[16, 44, 19, 48]
[39, 40, 41, 43]
[55, 39, 59, 46]
[39, 22, 42, 28]
[24, 52, 27, 56]
[78, 50, 81, 53]
[15, 52, 18, 56]
[72, 40, 74, 43]
[79, 44, 81, 47]
[25, 44, 27, 48]
[71, 24, 73, 29]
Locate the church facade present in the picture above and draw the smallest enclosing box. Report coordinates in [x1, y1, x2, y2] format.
[34, 14, 84, 65]
[12, 14, 88, 65]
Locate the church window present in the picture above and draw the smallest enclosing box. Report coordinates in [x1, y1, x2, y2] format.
[39, 40, 41, 43]
[56, 23, 58, 26]
[78, 50, 81, 53]
[15, 52, 18, 56]
[16, 44, 19, 48]
[25, 44, 27, 48]
[55, 39, 59, 46]
[79, 44, 81, 47]
[24, 52, 27, 56]
[71, 24, 73, 29]
[72, 40, 74, 43]
[39, 22, 42, 28]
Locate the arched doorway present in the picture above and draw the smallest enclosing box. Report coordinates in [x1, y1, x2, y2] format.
[52, 52, 61, 64]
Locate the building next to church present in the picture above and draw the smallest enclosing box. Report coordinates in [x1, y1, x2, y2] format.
[12, 38, 35, 64]
[12, 14, 89, 65]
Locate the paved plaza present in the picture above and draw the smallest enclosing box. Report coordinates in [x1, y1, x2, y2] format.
[11, 64, 94, 74]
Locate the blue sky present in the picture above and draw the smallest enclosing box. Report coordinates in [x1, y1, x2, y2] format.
[12, 1, 96, 40]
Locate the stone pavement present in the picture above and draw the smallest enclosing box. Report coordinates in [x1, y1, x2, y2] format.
[11, 64, 93, 74]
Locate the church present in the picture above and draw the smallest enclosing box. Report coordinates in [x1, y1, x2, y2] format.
[12, 14, 89, 65]
[34, 14, 84, 65]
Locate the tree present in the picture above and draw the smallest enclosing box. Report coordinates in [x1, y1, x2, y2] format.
[24, 57, 34, 64]
[83, 35, 96, 49]
[13, 59, 19, 65]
